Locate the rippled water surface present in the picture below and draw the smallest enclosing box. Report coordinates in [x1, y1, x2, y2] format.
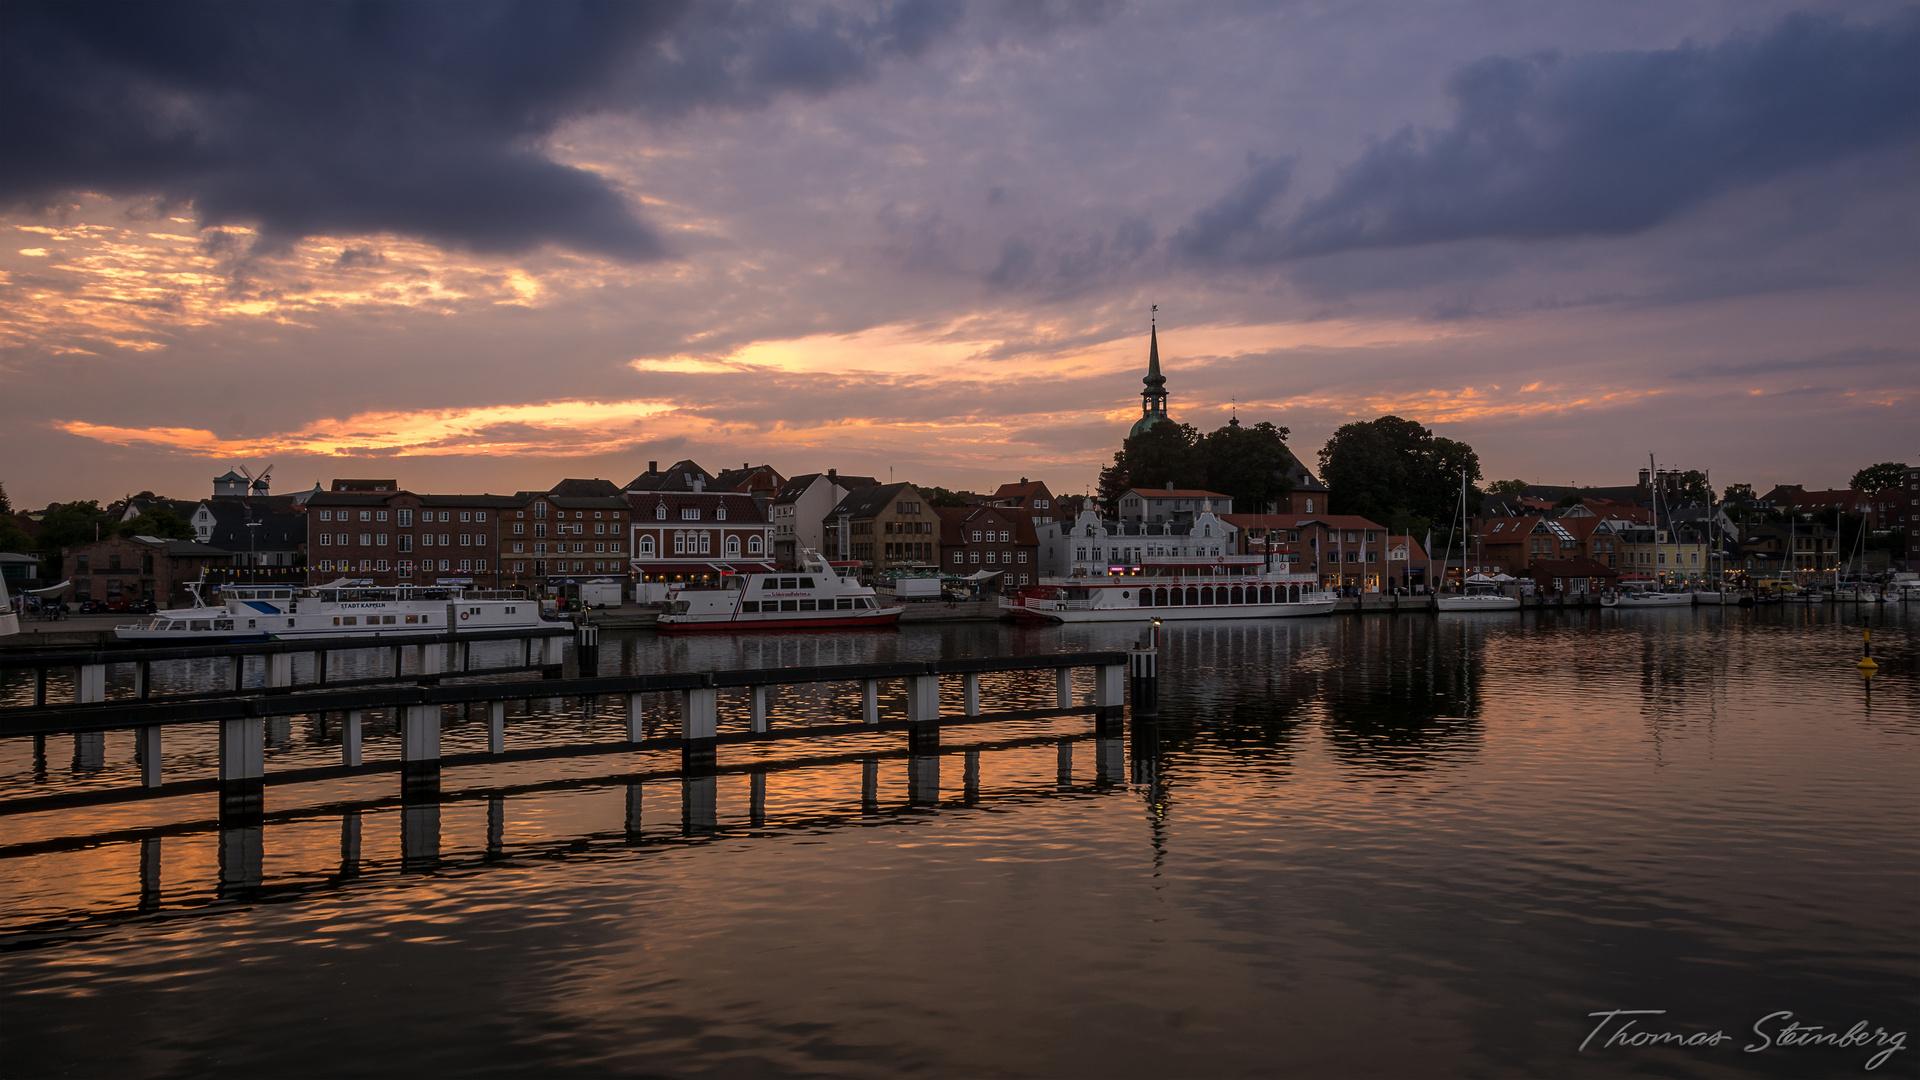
[2, 605, 1917, 1077]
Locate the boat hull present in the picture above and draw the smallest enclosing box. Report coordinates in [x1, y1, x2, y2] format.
[0, 611, 19, 638]
[656, 608, 904, 632]
[1603, 594, 1693, 608]
[1434, 596, 1520, 611]
[1006, 600, 1336, 623]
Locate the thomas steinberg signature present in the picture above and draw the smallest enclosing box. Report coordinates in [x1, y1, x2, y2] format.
[1582, 1009, 1907, 1071]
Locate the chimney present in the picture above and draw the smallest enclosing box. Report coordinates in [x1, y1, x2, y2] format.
[828, 468, 837, 480]
[742, 462, 749, 470]
[1165, 481, 1174, 491]
[648, 460, 658, 473]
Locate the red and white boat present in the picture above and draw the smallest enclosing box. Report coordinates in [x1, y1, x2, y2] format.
[1002, 568, 1333, 623]
[655, 550, 903, 632]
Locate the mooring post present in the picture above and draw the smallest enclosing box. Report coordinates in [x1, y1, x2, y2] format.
[34, 666, 47, 707]
[682, 684, 719, 766]
[576, 624, 599, 678]
[418, 641, 442, 679]
[342, 710, 364, 766]
[401, 704, 441, 780]
[750, 684, 771, 733]
[963, 672, 981, 716]
[489, 701, 506, 753]
[543, 634, 564, 667]
[1055, 666, 1073, 709]
[1094, 662, 1126, 719]
[266, 652, 293, 689]
[861, 679, 880, 724]
[906, 671, 940, 724]
[1128, 646, 1158, 714]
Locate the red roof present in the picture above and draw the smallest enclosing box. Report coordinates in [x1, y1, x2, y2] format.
[1128, 488, 1230, 501]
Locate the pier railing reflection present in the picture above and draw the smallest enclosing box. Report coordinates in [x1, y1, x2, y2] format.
[0, 719, 1152, 940]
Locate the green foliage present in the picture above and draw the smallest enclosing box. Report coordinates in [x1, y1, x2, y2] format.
[1668, 469, 1711, 503]
[36, 501, 110, 551]
[1197, 420, 1294, 513]
[0, 481, 12, 516]
[1487, 479, 1529, 496]
[1316, 415, 1482, 527]
[116, 507, 195, 541]
[1722, 482, 1756, 502]
[1849, 462, 1908, 493]
[1097, 421, 1201, 513]
[1556, 491, 1585, 508]
[921, 487, 973, 508]
[0, 515, 30, 555]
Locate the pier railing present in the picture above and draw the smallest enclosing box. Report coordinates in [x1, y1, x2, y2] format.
[0, 650, 1137, 816]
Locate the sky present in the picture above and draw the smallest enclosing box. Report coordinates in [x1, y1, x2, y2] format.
[2, 0, 1917, 509]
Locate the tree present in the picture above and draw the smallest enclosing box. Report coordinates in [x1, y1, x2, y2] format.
[1556, 492, 1584, 508]
[921, 486, 973, 508]
[1850, 462, 1908, 493]
[1723, 482, 1756, 502]
[1097, 421, 1201, 514]
[1317, 415, 1482, 531]
[1662, 469, 1711, 504]
[36, 500, 109, 552]
[0, 514, 29, 555]
[0, 481, 12, 516]
[1487, 479, 1529, 496]
[1197, 420, 1294, 514]
[116, 507, 195, 541]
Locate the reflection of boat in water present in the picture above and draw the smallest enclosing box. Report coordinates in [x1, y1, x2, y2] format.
[1003, 573, 1333, 623]
[1603, 582, 1694, 608]
[115, 580, 566, 642]
[1435, 584, 1520, 612]
[656, 550, 902, 632]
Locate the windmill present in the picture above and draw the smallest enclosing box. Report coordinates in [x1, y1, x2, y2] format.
[237, 465, 274, 585]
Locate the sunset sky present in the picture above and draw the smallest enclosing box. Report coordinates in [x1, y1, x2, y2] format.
[3, 0, 1916, 508]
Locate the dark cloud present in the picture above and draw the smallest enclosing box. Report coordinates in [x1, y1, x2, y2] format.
[0, 1, 965, 260]
[1179, 11, 1920, 264]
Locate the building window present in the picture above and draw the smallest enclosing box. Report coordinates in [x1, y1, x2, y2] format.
[460, 559, 472, 572]
[534, 524, 546, 538]
[535, 502, 548, 519]
[700, 533, 712, 555]
[640, 536, 655, 557]
[682, 508, 700, 520]
[674, 532, 686, 555]
[747, 536, 761, 555]
[319, 534, 332, 547]
[970, 551, 980, 563]
[477, 559, 488, 572]
[716, 507, 727, 521]
[320, 510, 333, 521]
[359, 532, 372, 545]
[513, 562, 524, 573]
[398, 561, 412, 578]
[726, 535, 741, 557]
[1018, 551, 1027, 563]
[376, 559, 389, 571]
[375, 510, 388, 522]
[656, 505, 667, 520]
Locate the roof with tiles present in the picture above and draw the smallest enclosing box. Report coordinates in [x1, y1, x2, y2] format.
[626, 490, 767, 523]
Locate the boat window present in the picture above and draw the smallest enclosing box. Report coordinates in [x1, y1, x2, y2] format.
[781, 578, 798, 589]
[287, 619, 295, 627]
[861, 597, 876, 609]
[799, 578, 815, 588]
[741, 601, 760, 613]
[247, 619, 256, 628]
[837, 598, 853, 610]
[781, 600, 798, 612]
[214, 620, 234, 630]
[191, 620, 211, 631]
[799, 599, 817, 611]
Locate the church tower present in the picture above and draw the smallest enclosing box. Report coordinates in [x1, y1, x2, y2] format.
[1129, 313, 1170, 439]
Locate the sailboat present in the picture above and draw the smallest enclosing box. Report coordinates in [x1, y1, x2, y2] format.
[1436, 472, 1519, 612]
[1603, 455, 1694, 608]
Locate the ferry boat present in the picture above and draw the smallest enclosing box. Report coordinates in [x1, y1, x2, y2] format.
[1002, 571, 1333, 623]
[114, 580, 567, 642]
[655, 550, 903, 632]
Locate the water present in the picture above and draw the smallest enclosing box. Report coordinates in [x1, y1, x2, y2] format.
[2, 605, 1916, 1077]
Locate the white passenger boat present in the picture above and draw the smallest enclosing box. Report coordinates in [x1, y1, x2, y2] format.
[655, 551, 902, 632]
[1435, 584, 1520, 612]
[1602, 583, 1694, 608]
[114, 580, 567, 642]
[1002, 572, 1333, 623]
[0, 576, 17, 638]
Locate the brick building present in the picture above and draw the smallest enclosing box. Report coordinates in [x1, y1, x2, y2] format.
[937, 505, 1039, 587]
[308, 487, 517, 588]
[501, 481, 631, 586]
[64, 534, 233, 609]
[988, 479, 1058, 524]
[627, 490, 773, 586]
[823, 483, 940, 575]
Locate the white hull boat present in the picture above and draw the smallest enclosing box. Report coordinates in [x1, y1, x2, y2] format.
[1603, 587, 1694, 608]
[655, 551, 901, 632]
[1435, 585, 1519, 612]
[0, 577, 17, 638]
[115, 581, 567, 642]
[1003, 574, 1334, 623]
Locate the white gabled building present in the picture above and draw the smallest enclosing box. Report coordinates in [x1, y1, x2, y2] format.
[1036, 506, 1252, 579]
[769, 469, 879, 568]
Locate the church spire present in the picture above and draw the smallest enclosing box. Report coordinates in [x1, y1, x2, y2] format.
[1131, 306, 1170, 438]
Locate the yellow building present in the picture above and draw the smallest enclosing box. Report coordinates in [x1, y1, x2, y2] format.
[1616, 525, 1711, 582]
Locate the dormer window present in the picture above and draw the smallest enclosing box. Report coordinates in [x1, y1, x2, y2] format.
[682, 507, 701, 520]
[656, 505, 667, 520]
[716, 506, 726, 521]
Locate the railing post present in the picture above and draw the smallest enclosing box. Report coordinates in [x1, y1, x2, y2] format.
[750, 768, 767, 828]
[266, 652, 293, 688]
[402, 704, 440, 778]
[623, 783, 643, 844]
[750, 685, 771, 733]
[418, 641, 442, 678]
[1094, 663, 1125, 710]
[861, 679, 880, 724]
[231, 654, 244, 691]
[682, 773, 718, 836]
[906, 672, 940, 723]
[75, 662, 107, 773]
[343, 710, 364, 766]
[314, 650, 328, 685]
[135, 660, 152, 700]
[1055, 667, 1072, 709]
[219, 715, 265, 813]
[963, 672, 981, 716]
[682, 684, 718, 766]
[626, 693, 645, 742]
[1056, 738, 1073, 789]
[137, 726, 162, 788]
[489, 701, 507, 753]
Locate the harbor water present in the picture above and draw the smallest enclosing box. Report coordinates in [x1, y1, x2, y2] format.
[1, 604, 1916, 1077]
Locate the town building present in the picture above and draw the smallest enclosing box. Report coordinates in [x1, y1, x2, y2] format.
[308, 484, 521, 589]
[711, 463, 787, 510]
[1907, 466, 1920, 569]
[936, 505, 1039, 587]
[1116, 487, 1234, 523]
[1473, 514, 1626, 577]
[988, 479, 1058, 524]
[823, 484, 941, 575]
[627, 489, 773, 588]
[1614, 523, 1713, 582]
[769, 470, 878, 568]
[1524, 558, 1619, 595]
[502, 480, 630, 586]
[1036, 506, 1242, 579]
[63, 534, 233, 608]
[1729, 523, 1839, 579]
[626, 460, 715, 493]
[1287, 515, 1427, 592]
[1280, 459, 1329, 515]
